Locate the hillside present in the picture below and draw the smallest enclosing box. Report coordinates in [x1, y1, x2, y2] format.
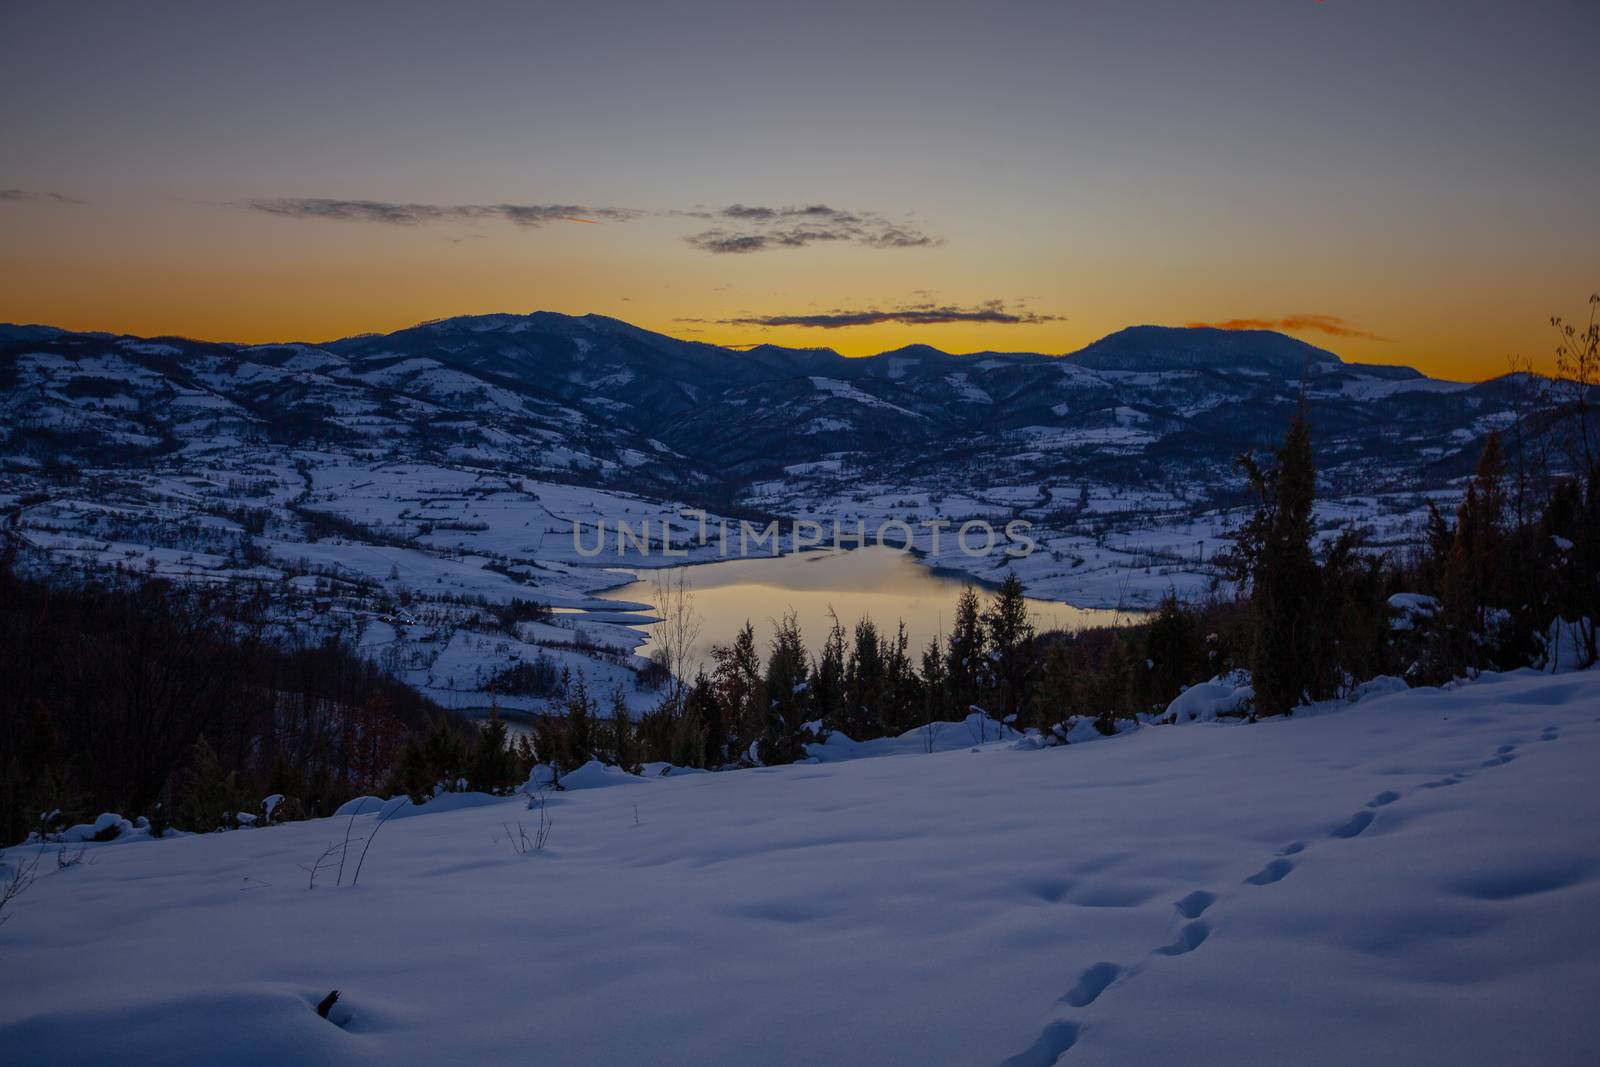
[0, 313, 1558, 716]
[1, 666, 1596, 1064]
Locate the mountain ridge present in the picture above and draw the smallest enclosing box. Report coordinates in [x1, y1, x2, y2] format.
[0, 310, 1524, 507]
[3, 312, 1440, 381]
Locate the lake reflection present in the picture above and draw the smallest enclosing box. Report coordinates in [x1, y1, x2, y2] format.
[598, 546, 1134, 672]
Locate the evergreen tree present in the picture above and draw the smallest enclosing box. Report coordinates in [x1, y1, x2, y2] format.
[561, 672, 596, 771]
[468, 710, 518, 794]
[843, 617, 885, 738]
[1438, 433, 1508, 673]
[1236, 408, 1319, 717]
[945, 586, 986, 714]
[982, 572, 1035, 719]
[390, 733, 433, 803]
[920, 635, 951, 727]
[609, 687, 640, 774]
[810, 610, 847, 731]
[879, 620, 919, 736]
[421, 718, 468, 791]
[1139, 593, 1204, 711]
[176, 735, 242, 831]
[764, 610, 812, 740]
[670, 681, 711, 769]
[715, 623, 767, 761]
[687, 670, 725, 767]
[1030, 638, 1075, 731]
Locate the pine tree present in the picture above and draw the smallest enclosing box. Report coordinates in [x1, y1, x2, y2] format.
[1438, 433, 1509, 673]
[1237, 408, 1319, 717]
[1139, 593, 1204, 711]
[879, 620, 918, 736]
[920, 635, 951, 727]
[810, 610, 847, 731]
[982, 572, 1035, 719]
[609, 687, 639, 774]
[687, 670, 725, 767]
[176, 735, 240, 831]
[945, 586, 986, 714]
[390, 734, 433, 803]
[421, 719, 468, 791]
[764, 610, 811, 741]
[843, 617, 885, 738]
[671, 684, 710, 769]
[468, 709, 518, 794]
[561, 672, 596, 771]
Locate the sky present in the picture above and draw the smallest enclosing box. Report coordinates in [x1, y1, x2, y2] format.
[0, 0, 1594, 380]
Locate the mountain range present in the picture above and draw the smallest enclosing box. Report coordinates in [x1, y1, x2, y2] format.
[0, 313, 1527, 509]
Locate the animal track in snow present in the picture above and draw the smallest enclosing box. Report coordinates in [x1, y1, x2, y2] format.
[1174, 890, 1216, 918]
[998, 1020, 1081, 1067]
[1245, 858, 1295, 885]
[1153, 921, 1210, 957]
[1061, 963, 1122, 1007]
[996, 715, 1551, 1066]
[1330, 810, 1375, 839]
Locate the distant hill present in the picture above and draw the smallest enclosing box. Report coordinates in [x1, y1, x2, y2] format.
[0, 311, 1524, 498]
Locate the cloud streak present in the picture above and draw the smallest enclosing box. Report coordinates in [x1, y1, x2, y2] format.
[683, 203, 939, 254]
[1, 188, 84, 205]
[238, 198, 640, 227]
[236, 195, 940, 253]
[1185, 314, 1387, 341]
[705, 300, 1059, 329]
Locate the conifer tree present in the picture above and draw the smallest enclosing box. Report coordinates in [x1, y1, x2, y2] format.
[421, 719, 468, 791]
[468, 709, 518, 794]
[765, 610, 811, 738]
[716, 623, 767, 761]
[982, 572, 1035, 719]
[845, 617, 885, 738]
[879, 620, 918, 736]
[1236, 408, 1319, 717]
[810, 610, 847, 731]
[686, 670, 724, 767]
[945, 586, 986, 714]
[1139, 593, 1204, 711]
[1439, 433, 1509, 672]
[561, 672, 596, 771]
[389, 736, 433, 803]
[920, 634, 950, 727]
[176, 734, 239, 831]
[609, 687, 639, 775]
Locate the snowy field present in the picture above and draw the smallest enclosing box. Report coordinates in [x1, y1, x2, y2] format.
[3, 667, 1598, 1065]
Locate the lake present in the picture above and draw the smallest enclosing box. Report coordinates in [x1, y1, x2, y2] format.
[597, 546, 1134, 673]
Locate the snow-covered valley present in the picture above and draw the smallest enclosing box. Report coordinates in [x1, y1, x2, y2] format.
[3, 666, 1597, 1065]
[1, 313, 1538, 717]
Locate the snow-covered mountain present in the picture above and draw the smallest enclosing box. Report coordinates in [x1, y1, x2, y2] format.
[0, 312, 1552, 716]
[0, 313, 1526, 495]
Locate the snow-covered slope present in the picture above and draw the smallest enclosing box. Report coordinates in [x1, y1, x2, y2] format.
[3, 667, 1597, 1064]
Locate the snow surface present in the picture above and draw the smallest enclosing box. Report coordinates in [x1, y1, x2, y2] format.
[4, 669, 1600, 1064]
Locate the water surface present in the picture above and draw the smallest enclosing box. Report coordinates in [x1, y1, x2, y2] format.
[598, 546, 1133, 673]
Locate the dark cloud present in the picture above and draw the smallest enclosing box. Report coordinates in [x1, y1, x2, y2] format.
[1, 188, 84, 204]
[1185, 314, 1387, 341]
[707, 300, 1061, 329]
[238, 198, 639, 227]
[683, 203, 939, 254]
